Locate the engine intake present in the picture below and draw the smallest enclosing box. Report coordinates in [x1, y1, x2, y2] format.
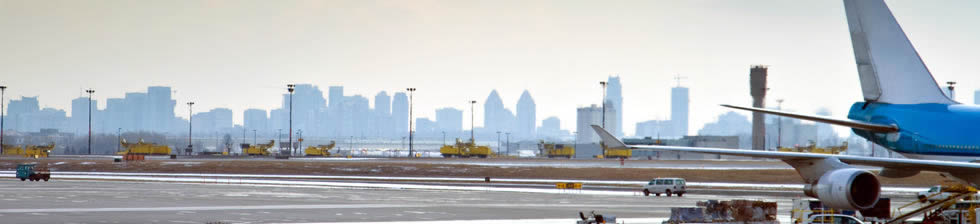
[806, 168, 881, 210]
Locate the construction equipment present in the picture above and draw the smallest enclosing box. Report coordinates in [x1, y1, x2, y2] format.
[2, 143, 54, 158]
[890, 181, 978, 224]
[538, 141, 574, 158]
[305, 141, 336, 157]
[116, 139, 171, 155]
[16, 164, 50, 182]
[243, 140, 275, 156]
[779, 141, 848, 154]
[440, 139, 493, 158]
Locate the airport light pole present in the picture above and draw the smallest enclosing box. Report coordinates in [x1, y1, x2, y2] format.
[0, 85, 5, 153]
[776, 99, 783, 150]
[288, 84, 295, 156]
[187, 101, 194, 155]
[406, 87, 416, 157]
[496, 131, 501, 154]
[86, 89, 95, 155]
[470, 100, 476, 143]
[599, 81, 607, 129]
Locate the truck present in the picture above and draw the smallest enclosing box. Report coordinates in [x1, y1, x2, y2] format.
[440, 139, 493, 158]
[305, 141, 336, 157]
[16, 164, 50, 182]
[243, 140, 275, 156]
[117, 139, 171, 155]
[539, 141, 574, 158]
[778, 141, 848, 154]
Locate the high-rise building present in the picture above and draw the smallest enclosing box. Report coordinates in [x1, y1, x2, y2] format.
[436, 108, 462, 134]
[286, 84, 326, 136]
[146, 86, 175, 133]
[326, 86, 344, 136]
[243, 109, 268, 134]
[392, 92, 409, 139]
[484, 90, 505, 132]
[70, 97, 91, 134]
[606, 76, 623, 137]
[7, 96, 40, 131]
[515, 90, 536, 140]
[671, 86, 689, 137]
[374, 91, 391, 138]
[577, 104, 617, 144]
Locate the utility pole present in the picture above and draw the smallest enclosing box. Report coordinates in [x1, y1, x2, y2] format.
[776, 99, 784, 150]
[0, 85, 6, 153]
[287, 84, 295, 156]
[470, 100, 476, 143]
[86, 89, 95, 155]
[187, 101, 194, 155]
[406, 88, 416, 157]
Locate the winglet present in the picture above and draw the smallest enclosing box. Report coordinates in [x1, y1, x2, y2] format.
[590, 125, 628, 149]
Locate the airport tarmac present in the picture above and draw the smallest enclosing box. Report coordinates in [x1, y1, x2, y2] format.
[0, 177, 919, 224]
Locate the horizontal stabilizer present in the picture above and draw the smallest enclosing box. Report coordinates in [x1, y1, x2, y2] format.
[721, 104, 898, 133]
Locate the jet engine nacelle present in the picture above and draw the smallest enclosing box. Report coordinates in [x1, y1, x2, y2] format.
[803, 168, 881, 210]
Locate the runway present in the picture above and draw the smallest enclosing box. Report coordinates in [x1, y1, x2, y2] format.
[0, 175, 920, 224]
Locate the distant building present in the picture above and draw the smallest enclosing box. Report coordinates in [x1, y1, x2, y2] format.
[374, 91, 392, 138]
[975, 90, 979, 105]
[392, 92, 409, 139]
[415, 117, 437, 137]
[537, 116, 562, 140]
[635, 120, 673, 139]
[576, 104, 617, 144]
[697, 111, 752, 149]
[7, 96, 40, 131]
[436, 108, 463, 134]
[243, 109, 268, 134]
[606, 76, 624, 137]
[671, 86, 689, 138]
[192, 108, 233, 134]
[484, 90, 515, 133]
[515, 90, 536, 140]
[626, 136, 739, 160]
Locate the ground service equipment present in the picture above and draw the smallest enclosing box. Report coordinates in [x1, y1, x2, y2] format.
[440, 139, 493, 158]
[243, 140, 275, 156]
[305, 141, 336, 157]
[778, 141, 848, 154]
[3, 143, 54, 158]
[539, 141, 574, 158]
[117, 139, 171, 155]
[16, 164, 50, 182]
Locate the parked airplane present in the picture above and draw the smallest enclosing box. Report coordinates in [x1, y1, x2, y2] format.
[592, 0, 980, 211]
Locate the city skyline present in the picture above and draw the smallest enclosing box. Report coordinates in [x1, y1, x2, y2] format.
[2, 1, 979, 136]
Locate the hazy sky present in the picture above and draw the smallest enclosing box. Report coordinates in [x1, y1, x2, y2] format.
[2, 0, 978, 136]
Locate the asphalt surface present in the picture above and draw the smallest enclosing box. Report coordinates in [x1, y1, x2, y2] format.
[0, 177, 922, 224]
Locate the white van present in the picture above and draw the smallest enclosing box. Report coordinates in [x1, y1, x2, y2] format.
[642, 178, 686, 197]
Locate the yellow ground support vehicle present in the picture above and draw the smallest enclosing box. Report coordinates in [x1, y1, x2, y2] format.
[116, 139, 171, 155]
[440, 139, 493, 158]
[2, 143, 54, 158]
[243, 140, 275, 156]
[539, 141, 574, 158]
[305, 141, 336, 157]
[604, 148, 632, 159]
[778, 141, 848, 154]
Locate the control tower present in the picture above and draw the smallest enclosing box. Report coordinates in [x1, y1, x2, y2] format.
[750, 65, 768, 151]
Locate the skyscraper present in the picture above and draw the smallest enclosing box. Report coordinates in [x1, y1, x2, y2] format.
[671, 86, 689, 138]
[374, 91, 391, 138]
[484, 90, 505, 132]
[606, 76, 623, 137]
[327, 86, 344, 136]
[146, 86, 175, 133]
[243, 109, 268, 134]
[392, 92, 409, 139]
[516, 90, 536, 140]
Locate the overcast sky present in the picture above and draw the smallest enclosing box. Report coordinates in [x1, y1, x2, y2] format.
[1, 0, 978, 136]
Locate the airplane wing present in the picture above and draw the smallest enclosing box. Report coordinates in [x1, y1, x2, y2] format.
[721, 104, 899, 133]
[590, 125, 980, 175]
